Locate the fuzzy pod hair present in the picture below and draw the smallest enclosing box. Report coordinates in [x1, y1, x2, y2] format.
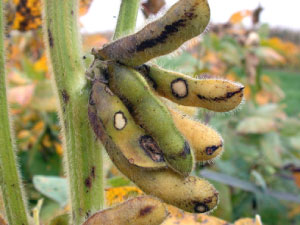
[137, 64, 245, 112]
[169, 108, 223, 162]
[90, 80, 166, 169]
[92, 0, 210, 66]
[83, 196, 168, 225]
[88, 105, 219, 213]
[107, 62, 194, 176]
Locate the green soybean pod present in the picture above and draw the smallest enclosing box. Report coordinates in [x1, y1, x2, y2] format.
[137, 64, 245, 112]
[92, 0, 210, 66]
[107, 62, 194, 177]
[88, 106, 219, 213]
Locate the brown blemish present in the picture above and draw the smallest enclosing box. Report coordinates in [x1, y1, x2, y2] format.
[48, 28, 54, 48]
[89, 91, 95, 105]
[193, 202, 209, 213]
[139, 135, 164, 162]
[85, 177, 92, 189]
[91, 166, 96, 179]
[171, 78, 188, 99]
[137, 65, 158, 89]
[205, 143, 223, 156]
[61, 89, 70, 104]
[136, 19, 186, 52]
[179, 141, 191, 158]
[139, 205, 154, 217]
[197, 87, 244, 102]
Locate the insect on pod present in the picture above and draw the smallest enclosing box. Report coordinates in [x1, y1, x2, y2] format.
[107, 62, 194, 176]
[137, 64, 245, 112]
[90, 80, 166, 169]
[83, 196, 168, 225]
[92, 0, 210, 66]
[88, 104, 219, 213]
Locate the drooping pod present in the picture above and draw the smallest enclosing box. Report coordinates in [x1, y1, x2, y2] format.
[88, 104, 219, 213]
[92, 0, 210, 66]
[107, 62, 194, 176]
[137, 64, 245, 112]
[90, 80, 166, 169]
[169, 108, 223, 162]
[83, 196, 168, 225]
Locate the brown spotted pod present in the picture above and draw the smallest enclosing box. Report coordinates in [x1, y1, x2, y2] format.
[89, 80, 166, 169]
[92, 0, 210, 66]
[107, 62, 194, 176]
[88, 103, 219, 213]
[83, 196, 168, 225]
[138, 64, 245, 112]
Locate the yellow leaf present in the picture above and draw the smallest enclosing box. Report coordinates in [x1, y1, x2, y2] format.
[42, 135, 52, 148]
[229, 10, 252, 24]
[105, 186, 144, 207]
[234, 215, 263, 225]
[54, 142, 63, 156]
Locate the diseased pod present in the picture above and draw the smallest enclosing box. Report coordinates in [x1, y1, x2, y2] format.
[88, 101, 219, 213]
[83, 196, 167, 225]
[137, 64, 245, 112]
[85, 0, 245, 217]
[90, 80, 166, 169]
[107, 62, 194, 176]
[169, 108, 224, 162]
[92, 0, 210, 66]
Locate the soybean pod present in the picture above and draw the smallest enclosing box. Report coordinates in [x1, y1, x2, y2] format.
[88, 104, 219, 213]
[90, 80, 166, 169]
[138, 64, 245, 112]
[107, 62, 194, 176]
[93, 0, 210, 66]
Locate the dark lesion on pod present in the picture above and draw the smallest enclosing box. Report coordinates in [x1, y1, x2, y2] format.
[205, 143, 223, 156]
[171, 78, 188, 99]
[139, 135, 165, 162]
[197, 87, 245, 102]
[113, 111, 127, 130]
[136, 19, 187, 52]
[136, 64, 158, 90]
[179, 141, 191, 158]
[194, 202, 210, 213]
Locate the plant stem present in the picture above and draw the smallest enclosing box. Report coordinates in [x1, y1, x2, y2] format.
[0, 1, 29, 225]
[113, 0, 140, 40]
[42, 1, 104, 224]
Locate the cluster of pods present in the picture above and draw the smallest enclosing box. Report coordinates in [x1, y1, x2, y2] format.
[85, 0, 244, 224]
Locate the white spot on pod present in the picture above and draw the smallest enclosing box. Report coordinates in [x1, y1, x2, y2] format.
[114, 111, 127, 130]
[171, 78, 188, 98]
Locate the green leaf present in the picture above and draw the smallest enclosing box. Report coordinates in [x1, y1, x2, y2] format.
[237, 117, 276, 134]
[260, 133, 283, 167]
[107, 176, 131, 187]
[33, 176, 68, 207]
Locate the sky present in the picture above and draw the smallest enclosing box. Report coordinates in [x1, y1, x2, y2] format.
[80, 0, 300, 34]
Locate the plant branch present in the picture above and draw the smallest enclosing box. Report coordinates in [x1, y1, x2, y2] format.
[0, 1, 29, 224]
[42, 1, 104, 224]
[113, 0, 140, 40]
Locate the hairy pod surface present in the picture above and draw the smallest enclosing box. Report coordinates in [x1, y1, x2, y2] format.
[90, 80, 166, 169]
[93, 0, 210, 66]
[107, 62, 194, 176]
[138, 64, 245, 112]
[83, 196, 168, 225]
[88, 104, 219, 213]
[169, 108, 223, 162]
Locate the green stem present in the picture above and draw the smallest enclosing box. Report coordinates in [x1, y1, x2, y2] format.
[42, 1, 104, 224]
[0, 1, 29, 225]
[113, 0, 140, 40]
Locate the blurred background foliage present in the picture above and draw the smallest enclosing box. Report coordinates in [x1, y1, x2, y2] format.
[1, 0, 300, 224]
